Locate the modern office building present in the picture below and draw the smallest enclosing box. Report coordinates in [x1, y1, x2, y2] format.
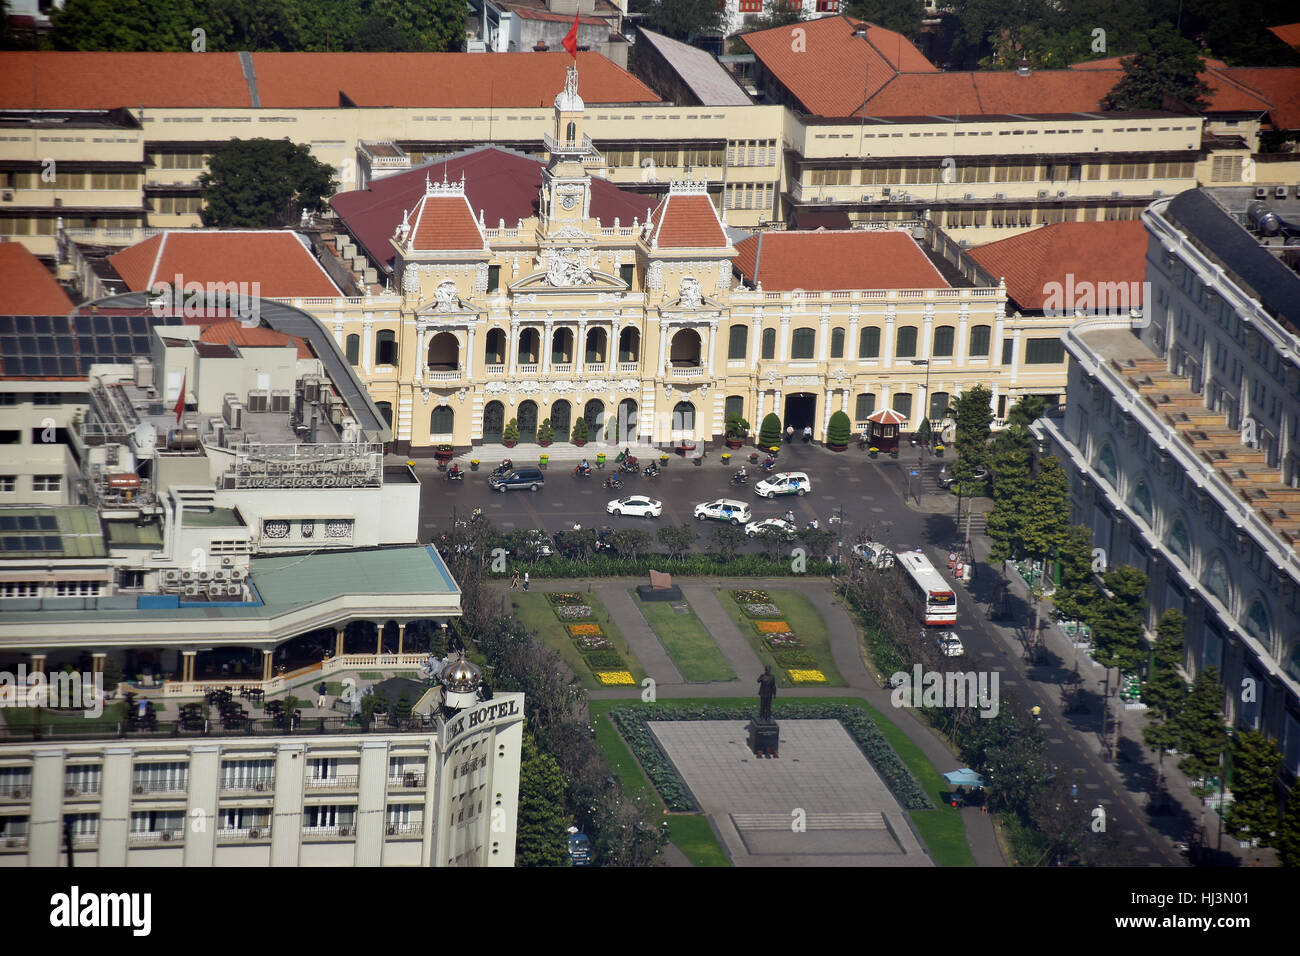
[1033, 186, 1300, 776]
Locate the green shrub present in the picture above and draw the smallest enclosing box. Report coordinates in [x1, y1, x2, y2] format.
[503, 418, 520, 443]
[725, 414, 750, 438]
[537, 418, 555, 443]
[826, 410, 852, 446]
[571, 416, 589, 442]
[758, 412, 782, 448]
[582, 649, 626, 669]
[772, 651, 819, 668]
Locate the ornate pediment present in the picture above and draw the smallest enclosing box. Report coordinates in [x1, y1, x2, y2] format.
[510, 268, 626, 293]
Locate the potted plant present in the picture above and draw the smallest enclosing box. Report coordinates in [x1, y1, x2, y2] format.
[470, 458, 480, 471]
[537, 419, 554, 447]
[596, 452, 607, 468]
[571, 416, 589, 447]
[749, 452, 760, 463]
[826, 410, 851, 451]
[539, 453, 549, 468]
[659, 453, 669, 466]
[721, 452, 731, 464]
[434, 443, 454, 465]
[724, 414, 750, 449]
[934, 443, 945, 458]
[890, 448, 900, 459]
[758, 412, 782, 450]
[502, 419, 519, 448]
[869, 446, 879, 459]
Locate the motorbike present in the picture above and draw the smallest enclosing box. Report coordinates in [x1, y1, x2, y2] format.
[604, 475, 623, 490]
[490, 459, 514, 479]
[444, 467, 464, 482]
[619, 461, 639, 475]
[572, 465, 592, 478]
[731, 470, 749, 486]
[761, 456, 777, 472]
[642, 464, 660, 478]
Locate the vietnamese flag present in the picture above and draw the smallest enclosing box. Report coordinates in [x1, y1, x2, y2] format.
[562, 10, 579, 58]
[174, 372, 186, 424]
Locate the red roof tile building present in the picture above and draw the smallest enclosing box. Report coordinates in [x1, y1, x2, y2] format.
[313, 66, 1083, 454]
[0, 242, 74, 315]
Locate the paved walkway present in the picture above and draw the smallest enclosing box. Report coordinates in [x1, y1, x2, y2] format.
[595, 583, 682, 684]
[680, 584, 764, 679]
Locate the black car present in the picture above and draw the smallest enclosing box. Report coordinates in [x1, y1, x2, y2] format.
[488, 467, 545, 492]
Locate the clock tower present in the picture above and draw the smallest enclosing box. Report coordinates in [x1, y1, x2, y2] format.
[540, 64, 605, 235]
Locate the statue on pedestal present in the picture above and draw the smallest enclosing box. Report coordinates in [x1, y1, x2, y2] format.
[757, 666, 777, 722]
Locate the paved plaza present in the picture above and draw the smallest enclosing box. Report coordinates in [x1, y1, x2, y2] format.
[650, 719, 933, 867]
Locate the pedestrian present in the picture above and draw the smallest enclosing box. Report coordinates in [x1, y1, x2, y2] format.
[523, 571, 530, 591]
[785, 425, 794, 443]
[802, 424, 812, 443]
[510, 569, 520, 590]
[316, 681, 328, 710]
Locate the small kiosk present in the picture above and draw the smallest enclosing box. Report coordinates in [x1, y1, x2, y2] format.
[865, 407, 908, 454]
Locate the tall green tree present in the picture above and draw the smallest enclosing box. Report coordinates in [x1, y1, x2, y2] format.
[1223, 730, 1281, 848]
[1106, 23, 1211, 112]
[198, 0, 302, 51]
[371, 0, 464, 52]
[1090, 565, 1148, 675]
[1141, 608, 1188, 754]
[1278, 792, 1300, 868]
[1020, 456, 1070, 564]
[949, 385, 994, 497]
[655, 524, 695, 560]
[51, 0, 198, 50]
[749, 0, 805, 30]
[985, 445, 1031, 564]
[1050, 524, 1100, 626]
[1174, 667, 1228, 790]
[516, 732, 572, 867]
[632, 0, 725, 41]
[844, 0, 925, 39]
[198, 137, 337, 227]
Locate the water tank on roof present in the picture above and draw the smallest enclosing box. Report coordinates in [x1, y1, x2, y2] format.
[1248, 201, 1281, 235]
[132, 423, 157, 455]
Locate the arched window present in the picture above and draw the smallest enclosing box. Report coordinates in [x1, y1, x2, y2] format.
[1129, 479, 1154, 526]
[1165, 518, 1191, 565]
[375, 329, 397, 366]
[725, 395, 744, 422]
[969, 325, 991, 357]
[791, 328, 815, 359]
[859, 327, 880, 358]
[855, 393, 876, 422]
[1203, 554, 1231, 607]
[1096, 443, 1118, 488]
[345, 334, 360, 365]
[429, 406, 454, 436]
[932, 326, 955, 357]
[728, 325, 748, 360]
[761, 328, 776, 359]
[375, 401, 393, 428]
[928, 391, 949, 422]
[1243, 599, 1270, 644]
[672, 401, 695, 431]
[566, 120, 576, 144]
[830, 327, 845, 358]
[892, 392, 912, 420]
[896, 326, 918, 358]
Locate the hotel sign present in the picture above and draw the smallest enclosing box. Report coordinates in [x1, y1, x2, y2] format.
[441, 697, 521, 749]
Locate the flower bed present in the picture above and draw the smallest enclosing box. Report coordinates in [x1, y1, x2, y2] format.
[610, 703, 932, 811]
[772, 650, 819, 668]
[567, 623, 605, 638]
[584, 649, 626, 669]
[731, 588, 770, 604]
[788, 668, 827, 684]
[556, 604, 595, 621]
[754, 620, 793, 634]
[741, 602, 782, 618]
[595, 670, 636, 686]
[546, 592, 588, 606]
[574, 633, 614, 651]
[765, 634, 803, 649]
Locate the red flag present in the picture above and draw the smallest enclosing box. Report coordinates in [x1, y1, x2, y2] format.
[174, 372, 186, 424]
[562, 11, 579, 58]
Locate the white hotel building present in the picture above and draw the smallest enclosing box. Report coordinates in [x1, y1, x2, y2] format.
[1034, 187, 1300, 777]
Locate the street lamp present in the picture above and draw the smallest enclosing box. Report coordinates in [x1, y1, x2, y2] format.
[911, 359, 931, 439]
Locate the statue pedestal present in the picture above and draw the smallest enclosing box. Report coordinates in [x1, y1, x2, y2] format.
[747, 718, 779, 758]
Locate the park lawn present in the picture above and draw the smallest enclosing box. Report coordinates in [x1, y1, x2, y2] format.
[510, 592, 645, 691]
[2, 700, 127, 730]
[588, 699, 731, 867]
[632, 591, 736, 683]
[713, 587, 845, 688]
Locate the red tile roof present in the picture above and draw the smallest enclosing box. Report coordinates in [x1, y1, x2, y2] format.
[108, 231, 341, 298]
[505, 7, 609, 26]
[1270, 23, 1300, 48]
[968, 221, 1149, 312]
[732, 231, 948, 291]
[0, 242, 74, 315]
[198, 319, 313, 359]
[331, 147, 654, 273]
[0, 51, 658, 109]
[1218, 68, 1300, 130]
[409, 193, 486, 252]
[648, 192, 728, 249]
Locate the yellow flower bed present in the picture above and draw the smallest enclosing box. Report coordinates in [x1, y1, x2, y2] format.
[787, 669, 827, 683]
[755, 620, 792, 634]
[595, 670, 635, 686]
[568, 623, 605, 638]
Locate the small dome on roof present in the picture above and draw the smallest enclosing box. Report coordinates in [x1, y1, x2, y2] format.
[441, 654, 482, 693]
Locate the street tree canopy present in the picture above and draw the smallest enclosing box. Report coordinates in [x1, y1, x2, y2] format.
[198, 138, 337, 228]
[1106, 24, 1211, 112]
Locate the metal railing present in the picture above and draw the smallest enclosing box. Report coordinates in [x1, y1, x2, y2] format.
[1, 836, 29, 850]
[305, 774, 358, 790]
[387, 772, 426, 789]
[127, 830, 184, 845]
[219, 778, 275, 793]
[0, 784, 32, 800]
[131, 780, 188, 795]
[302, 825, 356, 841]
[216, 827, 271, 842]
[0, 715, 443, 744]
[385, 822, 423, 837]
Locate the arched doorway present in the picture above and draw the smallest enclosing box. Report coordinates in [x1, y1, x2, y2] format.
[429, 405, 454, 439]
[616, 399, 638, 444]
[584, 399, 605, 439]
[517, 328, 540, 366]
[618, 327, 640, 363]
[517, 400, 539, 442]
[376, 401, 393, 428]
[484, 328, 506, 365]
[671, 401, 695, 440]
[426, 331, 459, 370]
[669, 328, 701, 367]
[551, 328, 574, 366]
[483, 401, 505, 443]
[585, 327, 607, 364]
[550, 400, 572, 441]
[783, 393, 816, 435]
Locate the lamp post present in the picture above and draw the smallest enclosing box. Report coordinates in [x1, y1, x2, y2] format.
[911, 359, 931, 451]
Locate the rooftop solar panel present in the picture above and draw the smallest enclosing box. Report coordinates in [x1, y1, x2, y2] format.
[17, 515, 37, 531]
[0, 516, 16, 531]
[37, 515, 57, 531]
[42, 535, 63, 551]
[1, 536, 23, 551]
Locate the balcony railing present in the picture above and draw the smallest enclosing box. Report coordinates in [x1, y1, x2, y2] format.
[671, 366, 705, 378]
[388, 772, 426, 789]
[132, 781, 188, 795]
[216, 827, 271, 843]
[385, 822, 424, 838]
[551, 363, 573, 374]
[306, 775, 358, 790]
[128, 830, 185, 845]
[0, 784, 32, 800]
[518, 363, 539, 375]
[219, 778, 275, 794]
[302, 825, 356, 841]
[70, 832, 98, 846]
[1, 836, 29, 850]
[485, 363, 505, 376]
[617, 361, 639, 373]
[585, 363, 606, 375]
[423, 366, 461, 382]
[64, 782, 101, 798]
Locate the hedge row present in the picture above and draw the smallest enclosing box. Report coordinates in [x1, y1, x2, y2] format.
[609, 702, 933, 813]
[582, 649, 625, 669]
[490, 554, 836, 579]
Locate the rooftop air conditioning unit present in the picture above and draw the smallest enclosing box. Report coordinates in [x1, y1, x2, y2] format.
[1254, 187, 1268, 199]
[212, 569, 228, 582]
[1056, 190, 1066, 198]
[302, 377, 320, 403]
[181, 570, 194, 581]
[246, 390, 268, 413]
[229, 568, 246, 582]
[1111, 191, 1122, 198]
[133, 357, 155, 389]
[221, 556, 233, 567]
[164, 570, 181, 585]
[1276, 186, 1288, 199]
[994, 192, 1006, 200]
[227, 584, 244, 597]
[1037, 190, 1049, 198]
[198, 570, 211, 582]
[183, 585, 201, 597]
[964, 193, 974, 200]
[271, 390, 290, 413]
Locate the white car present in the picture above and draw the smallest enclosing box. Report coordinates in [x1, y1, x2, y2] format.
[754, 471, 811, 498]
[606, 495, 663, 518]
[852, 542, 895, 570]
[745, 517, 797, 539]
[693, 498, 751, 524]
[936, 631, 965, 657]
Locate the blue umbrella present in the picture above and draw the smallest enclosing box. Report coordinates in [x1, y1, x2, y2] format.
[943, 768, 987, 789]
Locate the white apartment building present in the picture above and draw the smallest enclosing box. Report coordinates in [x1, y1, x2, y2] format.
[1033, 187, 1300, 775]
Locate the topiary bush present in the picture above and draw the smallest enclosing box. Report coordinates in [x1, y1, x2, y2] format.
[826, 410, 852, 446]
[503, 418, 520, 443]
[758, 412, 783, 448]
[570, 416, 589, 443]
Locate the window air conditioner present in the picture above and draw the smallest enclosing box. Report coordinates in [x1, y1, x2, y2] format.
[339, 826, 351, 837]
[1254, 187, 1267, 199]
[1037, 190, 1049, 198]
[1276, 186, 1288, 199]
[249, 828, 261, 839]
[387, 825, 397, 835]
[66, 787, 77, 797]
[134, 785, 145, 794]
[161, 831, 173, 841]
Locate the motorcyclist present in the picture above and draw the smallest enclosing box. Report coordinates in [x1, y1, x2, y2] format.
[1031, 705, 1042, 720]
[581, 459, 590, 472]
[447, 463, 461, 477]
[784, 510, 795, 524]
[735, 465, 747, 480]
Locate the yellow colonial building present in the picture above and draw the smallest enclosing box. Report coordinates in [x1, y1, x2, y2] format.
[317, 66, 1073, 454]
